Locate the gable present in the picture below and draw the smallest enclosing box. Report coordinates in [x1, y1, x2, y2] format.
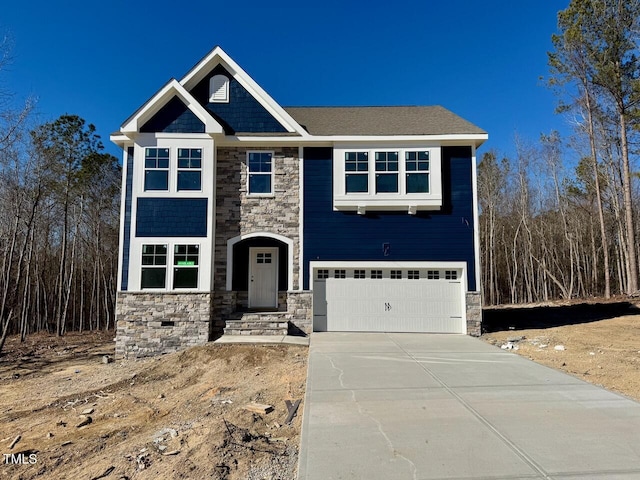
[189, 65, 288, 134]
[140, 96, 205, 133]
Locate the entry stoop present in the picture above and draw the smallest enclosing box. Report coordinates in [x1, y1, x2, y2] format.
[223, 312, 289, 336]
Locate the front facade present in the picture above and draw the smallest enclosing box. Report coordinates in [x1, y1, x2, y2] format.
[111, 47, 487, 358]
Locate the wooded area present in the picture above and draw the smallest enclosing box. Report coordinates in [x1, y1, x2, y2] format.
[479, 0, 640, 304]
[0, 38, 121, 353]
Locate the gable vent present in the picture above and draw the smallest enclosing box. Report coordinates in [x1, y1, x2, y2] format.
[209, 74, 229, 103]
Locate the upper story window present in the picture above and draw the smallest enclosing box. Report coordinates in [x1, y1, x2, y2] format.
[247, 151, 273, 195]
[375, 152, 399, 193]
[144, 148, 169, 191]
[345, 152, 369, 193]
[209, 74, 229, 103]
[405, 151, 430, 193]
[333, 146, 442, 212]
[177, 148, 202, 191]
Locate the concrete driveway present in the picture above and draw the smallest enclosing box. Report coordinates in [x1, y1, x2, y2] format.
[297, 332, 640, 480]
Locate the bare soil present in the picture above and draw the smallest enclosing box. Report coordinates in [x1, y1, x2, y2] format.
[482, 299, 640, 402]
[0, 332, 308, 480]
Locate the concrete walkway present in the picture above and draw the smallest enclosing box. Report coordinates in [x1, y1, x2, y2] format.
[297, 332, 640, 480]
[212, 334, 309, 346]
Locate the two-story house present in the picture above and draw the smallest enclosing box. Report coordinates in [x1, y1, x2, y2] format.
[111, 46, 487, 358]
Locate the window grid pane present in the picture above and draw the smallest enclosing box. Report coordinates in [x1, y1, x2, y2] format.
[354, 269, 366, 279]
[317, 269, 329, 279]
[408, 270, 420, 280]
[145, 148, 169, 191]
[427, 270, 440, 279]
[371, 270, 382, 279]
[391, 270, 402, 279]
[334, 269, 346, 279]
[248, 152, 273, 194]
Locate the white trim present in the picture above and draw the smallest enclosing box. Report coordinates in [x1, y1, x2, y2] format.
[298, 146, 304, 291]
[246, 150, 275, 196]
[120, 79, 224, 135]
[333, 145, 442, 212]
[217, 133, 488, 146]
[179, 46, 309, 137]
[226, 232, 294, 291]
[116, 145, 131, 291]
[471, 145, 482, 295]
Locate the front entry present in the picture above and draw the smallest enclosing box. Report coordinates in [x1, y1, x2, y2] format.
[248, 247, 278, 309]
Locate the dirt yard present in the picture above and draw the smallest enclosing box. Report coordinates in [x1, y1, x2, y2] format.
[0, 332, 308, 480]
[482, 299, 640, 402]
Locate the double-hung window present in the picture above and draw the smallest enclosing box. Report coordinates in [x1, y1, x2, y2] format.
[177, 148, 202, 191]
[144, 148, 170, 191]
[345, 152, 368, 193]
[141, 244, 167, 288]
[405, 151, 430, 193]
[173, 244, 199, 288]
[247, 152, 273, 195]
[375, 151, 399, 193]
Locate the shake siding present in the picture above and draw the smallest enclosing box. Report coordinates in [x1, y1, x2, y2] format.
[302, 146, 476, 290]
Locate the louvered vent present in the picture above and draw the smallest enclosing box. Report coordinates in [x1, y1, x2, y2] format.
[209, 74, 229, 103]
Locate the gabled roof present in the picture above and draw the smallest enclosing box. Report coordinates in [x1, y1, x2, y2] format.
[120, 79, 224, 135]
[179, 46, 308, 136]
[284, 106, 486, 137]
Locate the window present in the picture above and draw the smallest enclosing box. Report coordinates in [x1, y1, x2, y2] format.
[257, 252, 272, 264]
[405, 151, 430, 193]
[317, 269, 329, 279]
[375, 152, 398, 193]
[391, 270, 402, 279]
[173, 244, 199, 288]
[209, 74, 229, 103]
[247, 152, 273, 195]
[345, 152, 368, 193]
[141, 244, 167, 288]
[427, 270, 440, 280]
[177, 148, 202, 191]
[445, 270, 457, 280]
[408, 270, 420, 280]
[144, 148, 169, 191]
[334, 269, 346, 279]
[371, 270, 382, 279]
[354, 269, 366, 279]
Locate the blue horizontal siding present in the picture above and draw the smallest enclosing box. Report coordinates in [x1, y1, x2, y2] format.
[136, 198, 207, 237]
[189, 65, 287, 134]
[302, 146, 476, 290]
[121, 147, 134, 291]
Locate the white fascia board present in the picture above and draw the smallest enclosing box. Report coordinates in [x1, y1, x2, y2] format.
[110, 133, 129, 148]
[179, 47, 309, 137]
[120, 79, 224, 135]
[219, 133, 488, 146]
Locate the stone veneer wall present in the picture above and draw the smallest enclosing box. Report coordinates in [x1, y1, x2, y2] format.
[115, 292, 211, 359]
[286, 291, 313, 334]
[465, 291, 482, 336]
[212, 147, 310, 333]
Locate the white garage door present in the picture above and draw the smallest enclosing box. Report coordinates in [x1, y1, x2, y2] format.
[313, 267, 464, 333]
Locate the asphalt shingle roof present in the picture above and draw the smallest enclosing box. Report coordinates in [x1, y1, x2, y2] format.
[284, 106, 486, 136]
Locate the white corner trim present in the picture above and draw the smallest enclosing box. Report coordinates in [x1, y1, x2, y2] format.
[471, 145, 482, 294]
[121, 79, 224, 135]
[298, 146, 304, 291]
[226, 232, 295, 291]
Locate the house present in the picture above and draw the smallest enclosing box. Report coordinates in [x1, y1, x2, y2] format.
[111, 46, 487, 358]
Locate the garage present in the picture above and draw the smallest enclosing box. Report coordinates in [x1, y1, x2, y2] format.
[312, 263, 466, 333]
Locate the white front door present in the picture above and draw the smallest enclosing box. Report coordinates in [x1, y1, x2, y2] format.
[249, 247, 278, 309]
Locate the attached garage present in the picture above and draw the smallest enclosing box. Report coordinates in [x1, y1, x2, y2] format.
[311, 262, 467, 334]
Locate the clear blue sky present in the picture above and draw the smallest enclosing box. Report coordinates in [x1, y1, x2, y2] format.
[2, 0, 570, 160]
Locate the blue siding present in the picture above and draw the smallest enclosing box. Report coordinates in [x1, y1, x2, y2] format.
[121, 147, 134, 290]
[302, 146, 476, 290]
[140, 96, 205, 133]
[136, 198, 208, 237]
[190, 65, 287, 134]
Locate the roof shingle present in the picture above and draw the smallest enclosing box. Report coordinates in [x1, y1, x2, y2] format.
[284, 106, 486, 136]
